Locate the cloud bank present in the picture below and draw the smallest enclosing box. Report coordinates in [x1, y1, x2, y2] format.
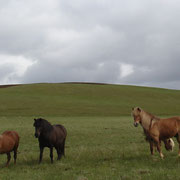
[0, 0, 180, 89]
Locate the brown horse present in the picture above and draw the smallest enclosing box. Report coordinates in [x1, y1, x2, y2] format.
[132, 107, 179, 159]
[33, 118, 67, 163]
[143, 128, 174, 153]
[0, 131, 20, 166]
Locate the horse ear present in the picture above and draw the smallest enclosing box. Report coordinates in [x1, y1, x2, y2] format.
[132, 107, 134, 110]
[34, 118, 37, 121]
[137, 107, 141, 112]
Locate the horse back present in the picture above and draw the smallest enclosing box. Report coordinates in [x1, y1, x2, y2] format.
[44, 125, 66, 147]
[54, 124, 67, 138]
[157, 117, 180, 138]
[159, 117, 180, 126]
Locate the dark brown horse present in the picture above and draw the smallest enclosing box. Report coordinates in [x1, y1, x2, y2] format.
[132, 107, 179, 159]
[33, 118, 67, 163]
[0, 131, 20, 167]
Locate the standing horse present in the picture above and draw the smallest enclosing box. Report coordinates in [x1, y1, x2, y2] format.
[131, 107, 179, 159]
[0, 131, 20, 167]
[33, 118, 67, 163]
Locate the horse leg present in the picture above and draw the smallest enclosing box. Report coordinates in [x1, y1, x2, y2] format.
[156, 140, 162, 151]
[39, 146, 44, 164]
[155, 139, 164, 159]
[56, 148, 62, 160]
[50, 147, 53, 163]
[62, 139, 65, 157]
[13, 148, 17, 164]
[149, 140, 154, 155]
[6, 152, 11, 167]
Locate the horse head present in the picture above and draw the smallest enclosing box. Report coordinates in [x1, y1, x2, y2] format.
[164, 138, 175, 151]
[33, 118, 43, 138]
[132, 107, 142, 127]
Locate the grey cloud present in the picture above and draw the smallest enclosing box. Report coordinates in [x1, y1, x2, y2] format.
[22, 60, 121, 84]
[0, 64, 19, 84]
[0, 0, 180, 89]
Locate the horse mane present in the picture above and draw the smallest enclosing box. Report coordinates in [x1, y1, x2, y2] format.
[140, 109, 160, 137]
[38, 118, 53, 132]
[141, 109, 160, 122]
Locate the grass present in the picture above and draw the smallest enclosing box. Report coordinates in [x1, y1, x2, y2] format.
[0, 83, 180, 179]
[1, 116, 180, 180]
[0, 83, 180, 116]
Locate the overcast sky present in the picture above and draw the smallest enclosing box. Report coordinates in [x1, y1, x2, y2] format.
[0, 0, 180, 89]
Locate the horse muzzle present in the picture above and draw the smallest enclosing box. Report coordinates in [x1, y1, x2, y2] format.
[134, 122, 139, 127]
[34, 133, 39, 138]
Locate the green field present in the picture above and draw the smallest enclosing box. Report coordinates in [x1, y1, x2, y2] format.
[0, 83, 180, 180]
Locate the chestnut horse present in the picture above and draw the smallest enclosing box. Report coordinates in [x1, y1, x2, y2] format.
[132, 107, 179, 159]
[0, 131, 20, 166]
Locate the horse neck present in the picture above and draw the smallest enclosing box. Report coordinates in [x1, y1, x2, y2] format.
[140, 110, 154, 130]
[42, 122, 53, 134]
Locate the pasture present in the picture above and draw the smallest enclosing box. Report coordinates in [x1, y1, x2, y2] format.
[0, 83, 180, 179]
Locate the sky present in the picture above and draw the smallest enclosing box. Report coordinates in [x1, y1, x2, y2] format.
[0, 0, 180, 89]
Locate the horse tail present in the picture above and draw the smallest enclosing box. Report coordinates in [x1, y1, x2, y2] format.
[11, 131, 20, 150]
[15, 132, 20, 149]
[62, 126, 67, 138]
[176, 118, 180, 131]
[62, 139, 66, 157]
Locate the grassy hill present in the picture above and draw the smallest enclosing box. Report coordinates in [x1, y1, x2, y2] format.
[0, 83, 180, 116]
[1, 83, 180, 179]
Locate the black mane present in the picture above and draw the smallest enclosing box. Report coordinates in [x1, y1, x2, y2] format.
[34, 118, 53, 132]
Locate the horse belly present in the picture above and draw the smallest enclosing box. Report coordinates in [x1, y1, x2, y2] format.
[39, 138, 52, 148]
[157, 119, 177, 138]
[39, 134, 57, 148]
[159, 128, 177, 139]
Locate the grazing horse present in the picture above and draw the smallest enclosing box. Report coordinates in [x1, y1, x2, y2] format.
[143, 128, 174, 153]
[33, 118, 67, 163]
[131, 107, 179, 159]
[0, 131, 19, 167]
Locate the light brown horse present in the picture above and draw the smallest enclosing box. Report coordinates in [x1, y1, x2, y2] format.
[0, 131, 20, 166]
[132, 107, 179, 159]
